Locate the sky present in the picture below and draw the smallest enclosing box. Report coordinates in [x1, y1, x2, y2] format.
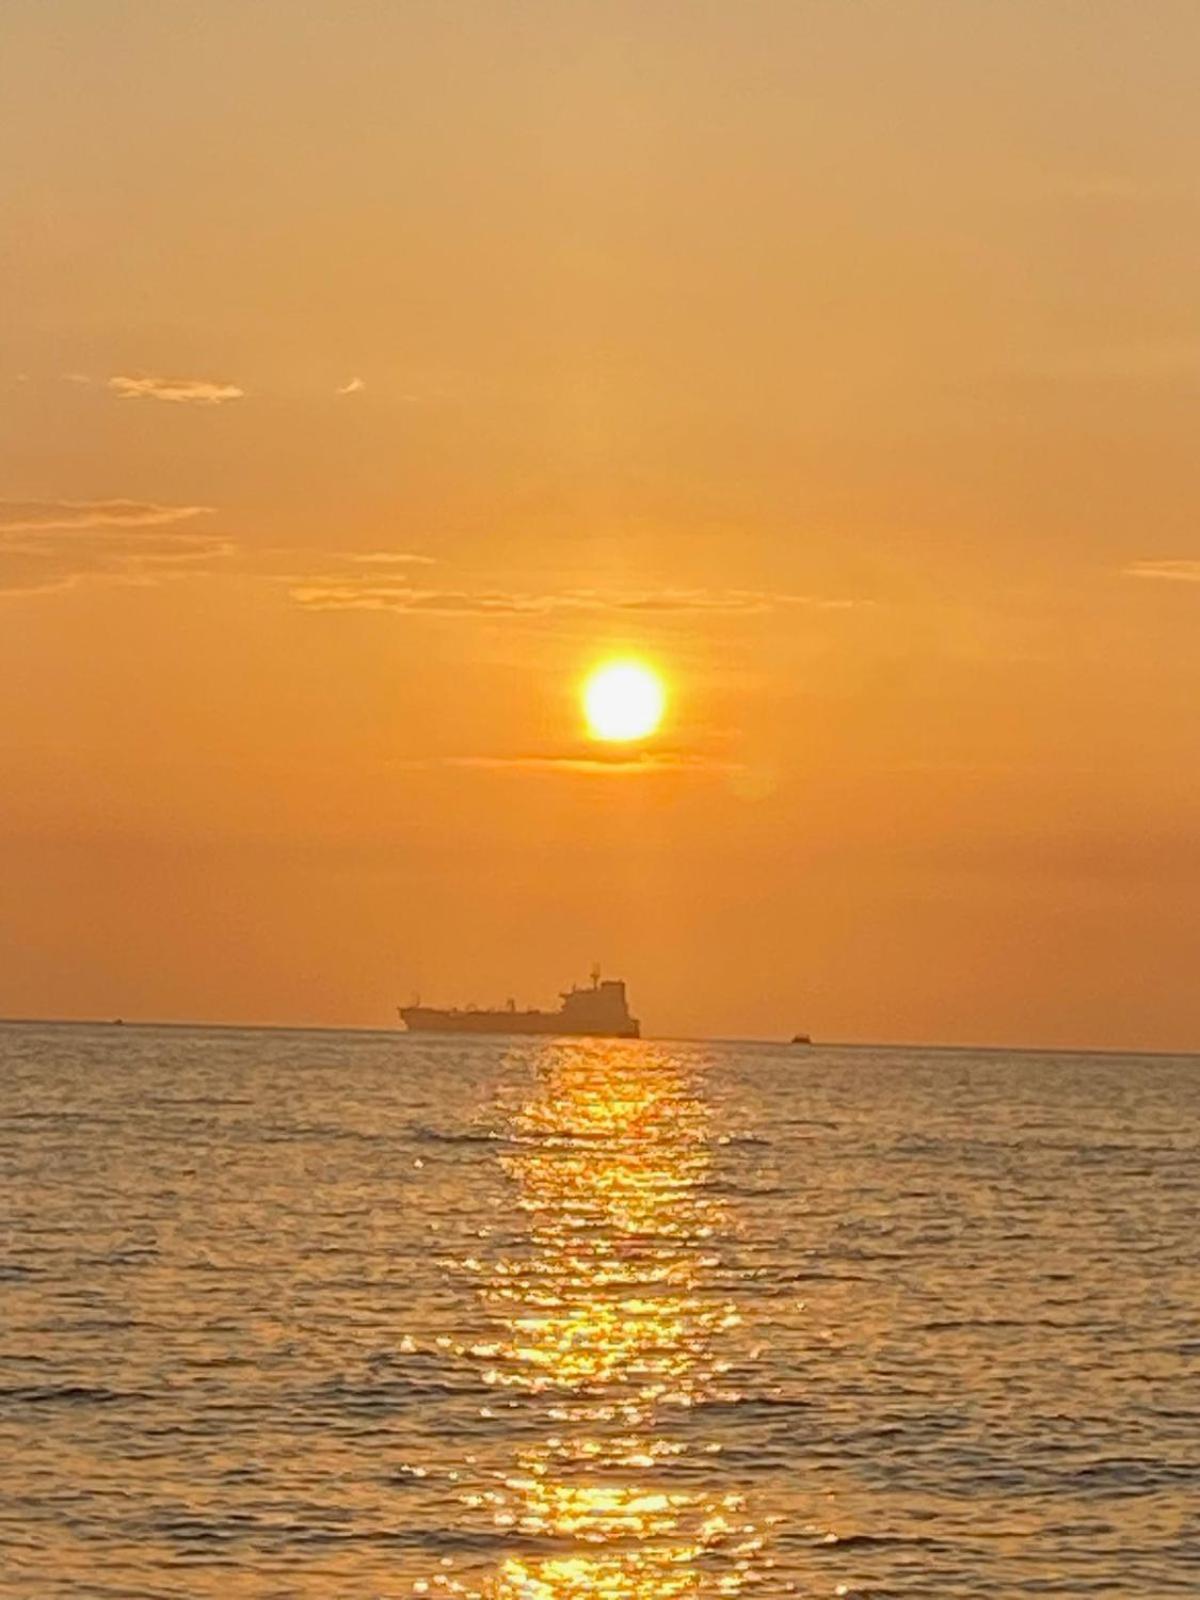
[3, 1, 1199, 1048]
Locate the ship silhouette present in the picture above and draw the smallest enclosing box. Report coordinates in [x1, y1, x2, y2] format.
[398, 967, 640, 1039]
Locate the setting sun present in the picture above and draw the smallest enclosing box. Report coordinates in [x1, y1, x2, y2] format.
[583, 661, 667, 743]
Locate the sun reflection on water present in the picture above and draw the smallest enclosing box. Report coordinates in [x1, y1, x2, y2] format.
[470, 1041, 766, 1597]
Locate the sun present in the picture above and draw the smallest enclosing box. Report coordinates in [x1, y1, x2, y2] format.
[582, 659, 666, 742]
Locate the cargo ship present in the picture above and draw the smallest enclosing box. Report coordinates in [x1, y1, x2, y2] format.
[398, 970, 640, 1039]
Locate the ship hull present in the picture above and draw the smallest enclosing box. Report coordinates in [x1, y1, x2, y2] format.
[399, 1006, 639, 1039]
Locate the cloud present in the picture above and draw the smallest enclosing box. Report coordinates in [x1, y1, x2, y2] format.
[0, 498, 211, 534]
[336, 377, 365, 396]
[0, 499, 230, 597]
[343, 550, 436, 567]
[267, 550, 436, 587]
[290, 583, 563, 616]
[609, 587, 859, 614]
[107, 375, 245, 405]
[0, 520, 444, 601]
[1122, 560, 1200, 583]
[402, 750, 743, 776]
[288, 581, 857, 618]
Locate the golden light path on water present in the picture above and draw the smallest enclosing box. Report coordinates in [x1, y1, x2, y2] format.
[467, 1041, 771, 1597]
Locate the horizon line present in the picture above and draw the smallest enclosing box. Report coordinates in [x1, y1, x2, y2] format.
[0, 1013, 1195, 1060]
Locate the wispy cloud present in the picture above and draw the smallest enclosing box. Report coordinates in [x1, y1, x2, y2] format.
[335, 377, 365, 396]
[0, 519, 443, 601]
[1122, 559, 1200, 583]
[403, 750, 742, 776]
[343, 550, 436, 567]
[289, 581, 857, 618]
[269, 551, 436, 587]
[0, 498, 211, 534]
[0, 499, 230, 597]
[107, 375, 245, 405]
[609, 588, 859, 614]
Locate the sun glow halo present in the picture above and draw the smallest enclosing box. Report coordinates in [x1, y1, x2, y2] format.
[583, 660, 666, 743]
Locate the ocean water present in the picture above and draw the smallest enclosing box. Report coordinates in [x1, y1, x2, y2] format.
[0, 1024, 1197, 1598]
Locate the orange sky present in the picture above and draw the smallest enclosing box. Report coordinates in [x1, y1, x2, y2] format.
[3, 2, 1199, 1048]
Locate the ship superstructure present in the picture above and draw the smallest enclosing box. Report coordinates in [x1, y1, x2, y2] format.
[399, 970, 640, 1039]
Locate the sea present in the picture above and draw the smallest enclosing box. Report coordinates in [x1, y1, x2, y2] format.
[1, 1022, 1196, 1598]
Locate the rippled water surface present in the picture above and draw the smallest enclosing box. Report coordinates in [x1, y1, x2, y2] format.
[1, 1023, 1197, 1596]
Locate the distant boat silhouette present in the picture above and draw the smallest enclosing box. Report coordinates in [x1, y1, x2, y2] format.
[790, 1032, 812, 1045]
[399, 969, 640, 1038]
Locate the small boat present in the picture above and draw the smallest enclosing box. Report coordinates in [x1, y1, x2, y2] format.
[790, 1033, 812, 1045]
